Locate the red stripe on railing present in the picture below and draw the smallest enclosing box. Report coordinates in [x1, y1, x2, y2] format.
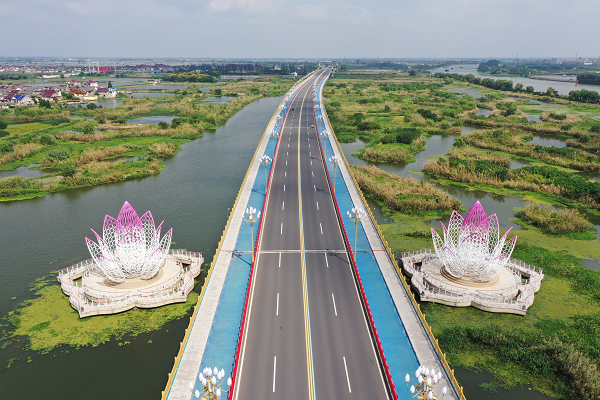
[314, 74, 399, 400]
[228, 75, 314, 399]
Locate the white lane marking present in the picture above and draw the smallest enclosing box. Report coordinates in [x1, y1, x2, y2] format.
[310, 160, 312, 165]
[283, 184, 285, 191]
[286, 160, 288, 165]
[316, 201, 319, 210]
[324, 252, 329, 268]
[332, 293, 338, 316]
[273, 356, 277, 392]
[278, 252, 281, 268]
[343, 357, 352, 393]
[276, 293, 279, 316]
[309, 151, 311, 156]
[282, 201, 284, 210]
[285, 171, 287, 177]
[280, 223, 283, 234]
[287, 151, 288, 156]
[312, 171, 314, 177]
[289, 137, 290, 141]
[309, 144, 310, 147]
[320, 223, 323, 234]
[313, 185, 316, 192]
[288, 144, 289, 148]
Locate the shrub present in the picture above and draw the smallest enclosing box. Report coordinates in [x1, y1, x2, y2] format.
[46, 147, 71, 161]
[0, 121, 7, 130]
[548, 112, 567, 120]
[356, 121, 381, 131]
[417, 108, 440, 121]
[158, 121, 169, 129]
[515, 203, 594, 234]
[590, 125, 600, 133]
[0, 130, 9, 138]
[82, 121, 95, 135]
[0, 142, 14, 153]
[39, 135, 56, 145]
[392, 127, 422, 144]
[580, 134, 591, 144]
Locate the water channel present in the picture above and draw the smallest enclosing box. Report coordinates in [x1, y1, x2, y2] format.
[434, 64, 600, 96]
[0, 96, 284, 400]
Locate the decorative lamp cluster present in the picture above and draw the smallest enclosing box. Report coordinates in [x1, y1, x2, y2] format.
[189, 367, 231, 399]
[85, 201, 172, 284]
[405, 365, 447, 399]
[431, 201, 517, 282]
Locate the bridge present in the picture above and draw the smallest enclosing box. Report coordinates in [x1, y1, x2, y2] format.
[162, 68, 464, 400]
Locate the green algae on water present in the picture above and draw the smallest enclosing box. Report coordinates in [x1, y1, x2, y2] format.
[5, 276, 198, 353]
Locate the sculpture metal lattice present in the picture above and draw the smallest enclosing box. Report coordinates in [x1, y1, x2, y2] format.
[431, 201, 517, 282]
[85, 201, 173, 284]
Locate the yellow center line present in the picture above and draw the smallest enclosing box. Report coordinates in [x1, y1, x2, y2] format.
[297, 82, 316, 400]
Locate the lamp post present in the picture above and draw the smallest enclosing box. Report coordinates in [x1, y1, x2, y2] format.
[347, 207, 366, 265]
[269, 130, 279, 159]
[405, 365, 448, 400]
[320, 129, 329, 160]
[189, 367, 232, 400]
[244, 207, 260, 263]
[260, 154, 272, 186]
[329, 155, 340, 193]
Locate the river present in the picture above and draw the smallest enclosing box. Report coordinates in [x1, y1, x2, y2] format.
[433, 64, 600, 96]
[0, 96, 283, 400]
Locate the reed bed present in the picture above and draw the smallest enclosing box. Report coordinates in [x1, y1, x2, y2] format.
[148, 142, 177, 157]
[351, 164, 461, 213]
[0, 142, 44, 165]
[424, 159, 563, 195]
[515, 203, 594, 234]
[448, 145, 512, 167]
[360, 138, 425, 163]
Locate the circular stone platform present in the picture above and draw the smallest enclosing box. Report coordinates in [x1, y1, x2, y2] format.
[423, 256, 519, 294]
[83, 257, 183, 296]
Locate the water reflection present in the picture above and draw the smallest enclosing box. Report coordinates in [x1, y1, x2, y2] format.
[126, 116, 175, 125]
[528, 135, 566, 148]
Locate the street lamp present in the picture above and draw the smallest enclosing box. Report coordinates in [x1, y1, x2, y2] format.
[189, 367, 232, 400]
[405, 365, 447, 400]
[244, 207, 260, 263]
[329, 155, 340, 193]
[320, 130, 329, 160]
[269, 130, 279, 159]
[260, 154, 272, 185]
[347, 207, 367, 265]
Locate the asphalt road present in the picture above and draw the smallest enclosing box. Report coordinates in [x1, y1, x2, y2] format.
[233, 70, 390, 400]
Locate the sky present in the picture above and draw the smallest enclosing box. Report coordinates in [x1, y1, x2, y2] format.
[1, 0, 599, 59]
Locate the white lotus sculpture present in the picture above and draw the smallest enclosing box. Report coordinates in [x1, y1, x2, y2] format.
[85, 201, 173, 284]
[431, 201, 517, 282]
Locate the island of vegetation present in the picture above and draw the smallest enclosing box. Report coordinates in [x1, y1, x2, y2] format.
[0, 76, 295, 201]
[324, 65, 600, 400]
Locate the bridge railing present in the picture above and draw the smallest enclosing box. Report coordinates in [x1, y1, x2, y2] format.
[318, 77, 466, 400]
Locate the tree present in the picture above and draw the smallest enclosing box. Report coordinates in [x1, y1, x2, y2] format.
[214, 88, 222, 95]
[546, 87, 558, 96]
[525, 86, 534, 93]
[0, 121, 8, 130]
[514, 83, 524, 92]
[107, 81, 113, 88]
[408, 70, 417, 76]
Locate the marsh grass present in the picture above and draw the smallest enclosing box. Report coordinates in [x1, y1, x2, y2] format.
[515, 203, 594, 236]
[351, 164, 461, 213]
